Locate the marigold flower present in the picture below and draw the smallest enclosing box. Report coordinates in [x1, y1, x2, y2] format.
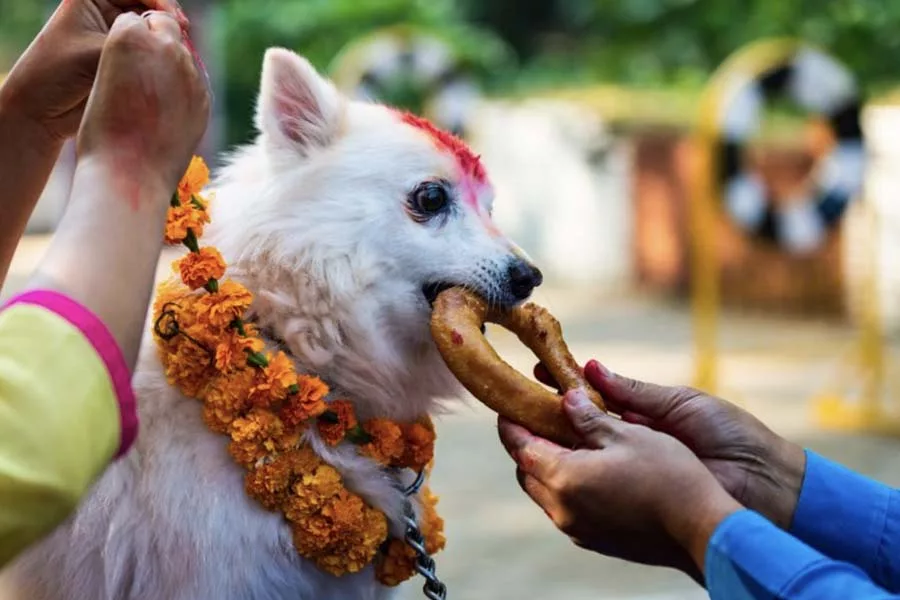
[176, 247, 226, 290]
[291, 513, 336, 558]
[213, 330, 265, 373]
[316, 501, 387, 576]
[376, 539, 416, 586]
[291, 491, 388, 576]
[195, 280, 253, 329]
[419, 486, 446, 555]
[283, 463, 343, 520]
[228, 408, 294, 467]
[158, 331, 215, 398]
[316, 400, 357, 446]
[360, 419, 404, 466]
[289, 491, 365, 557]
[249, 351, 298, 408]
[201, 368, 255, 433]
[281, 374, 329, 427]
[397, 421, 436, 472]
[152, 283, 206, 349]
[245, 447, 321, 510]
[321, 491, 368, 534]
[152, 278, 194, 316]
[178, 155, 210, 204]
[165, 204, 210, 245]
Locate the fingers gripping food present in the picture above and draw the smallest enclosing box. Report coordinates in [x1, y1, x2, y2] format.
[430, 287, 605, 446]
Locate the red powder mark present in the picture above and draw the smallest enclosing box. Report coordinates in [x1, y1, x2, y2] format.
[451, 330, 464, 346]
[117, 154, 144, 211]
[396, 111, 486, 184]
[111, 144, 150, 212]
[455, 177, 482, 214]
[519, 451, 536, 471]
[104, 74, 161, 211]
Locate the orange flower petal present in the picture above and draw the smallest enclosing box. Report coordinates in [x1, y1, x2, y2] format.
[165, 204, 210, 245]
[317, 400, 357, 446]
[195, 280, 253, 329]
[177, 155, 211, 204]
[360, 419, 404, 466]
[177, 247, 226, 290]
[281, 375, 329, 427]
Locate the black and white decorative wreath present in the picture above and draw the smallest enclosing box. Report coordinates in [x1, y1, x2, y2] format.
[716, 47, 866, 254]
[343, 32, 481, 138]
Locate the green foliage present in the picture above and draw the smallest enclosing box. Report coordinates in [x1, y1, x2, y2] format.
[1, 0, 897, 145]
[462, 0, 900, 95]
[216, 0, 512, 145]
[0, 0, 47, 66]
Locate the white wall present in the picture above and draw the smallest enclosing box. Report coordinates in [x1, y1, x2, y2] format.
[468, 99, 634, 291]
[842, 104, 900, 336]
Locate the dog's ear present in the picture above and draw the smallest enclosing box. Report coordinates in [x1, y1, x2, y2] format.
[256, 48, 342, 155]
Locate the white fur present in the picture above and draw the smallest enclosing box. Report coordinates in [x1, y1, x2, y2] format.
[0, 48, 537, 599]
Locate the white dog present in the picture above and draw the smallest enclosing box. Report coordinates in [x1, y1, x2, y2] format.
[0, 47, 542, 600]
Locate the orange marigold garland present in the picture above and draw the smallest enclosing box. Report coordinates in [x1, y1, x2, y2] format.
[153, 156, 443, 582]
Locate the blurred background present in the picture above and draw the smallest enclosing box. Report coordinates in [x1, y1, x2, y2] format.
[3, 1, 900, 599]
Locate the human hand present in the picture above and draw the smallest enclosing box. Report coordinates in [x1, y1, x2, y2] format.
[76, 10, 210, 206]
[498, 390, 742, 578]
[535, 360, 806, 530]
[0, 0, 188, 142]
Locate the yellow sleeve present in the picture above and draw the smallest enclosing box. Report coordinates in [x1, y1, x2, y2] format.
[0, 290, 137, 567]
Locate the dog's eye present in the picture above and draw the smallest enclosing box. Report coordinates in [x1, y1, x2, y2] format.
[412, 182, 448, 215]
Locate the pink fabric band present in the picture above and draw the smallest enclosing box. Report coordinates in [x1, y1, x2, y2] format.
[1, 290, 138, 458]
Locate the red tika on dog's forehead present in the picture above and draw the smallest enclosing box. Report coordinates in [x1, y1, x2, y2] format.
[396, 111, 487, 184]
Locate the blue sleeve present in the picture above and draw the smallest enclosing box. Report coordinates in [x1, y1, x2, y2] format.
[706, 509, 899, 600]
[790, 450, 900, 591]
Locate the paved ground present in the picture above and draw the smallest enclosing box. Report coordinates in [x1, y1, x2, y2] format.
[6, 237, 900, 600]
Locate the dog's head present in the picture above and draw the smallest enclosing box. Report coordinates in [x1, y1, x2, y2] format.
[209, 48, 542, 417]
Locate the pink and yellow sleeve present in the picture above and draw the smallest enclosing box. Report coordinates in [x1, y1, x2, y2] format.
[0, 290, 138, 567]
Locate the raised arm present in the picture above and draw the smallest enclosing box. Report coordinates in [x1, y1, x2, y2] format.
[0, 0, 187, 285]
[0, 8, 207, 566]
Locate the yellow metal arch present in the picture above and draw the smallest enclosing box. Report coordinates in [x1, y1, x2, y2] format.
[691, 38, 806, 394]
[690, 36, 884, 432]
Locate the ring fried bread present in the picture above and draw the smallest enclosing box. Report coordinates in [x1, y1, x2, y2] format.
[430, 287, 605, 446]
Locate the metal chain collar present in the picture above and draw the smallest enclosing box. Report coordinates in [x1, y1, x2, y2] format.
[402, 470, 447, 600]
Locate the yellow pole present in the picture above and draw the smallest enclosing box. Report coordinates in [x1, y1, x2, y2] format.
[690, 95, 719, 394]
[691, 39, 802, 395]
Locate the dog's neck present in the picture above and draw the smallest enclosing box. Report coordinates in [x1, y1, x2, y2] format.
[230, 261, 461, 424]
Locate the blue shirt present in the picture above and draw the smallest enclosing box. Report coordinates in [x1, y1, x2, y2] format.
[706, 450, 900, 599]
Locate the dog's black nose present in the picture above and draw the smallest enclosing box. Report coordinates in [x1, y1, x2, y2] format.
[507, 259, 543, 301]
